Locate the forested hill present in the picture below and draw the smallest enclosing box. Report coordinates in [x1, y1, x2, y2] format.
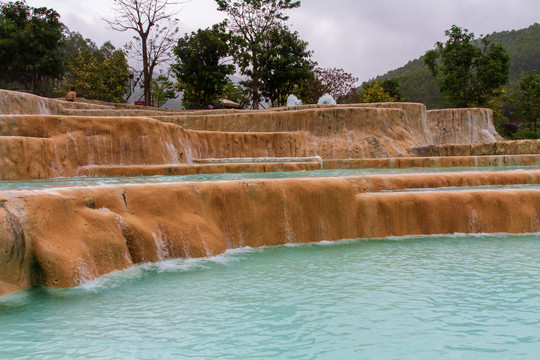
[373, 23, 540, 108]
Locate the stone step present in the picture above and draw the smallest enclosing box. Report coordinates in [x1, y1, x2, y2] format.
[77, 161, 322, 177]
[324, 154, 540, 169]
[413, 139, 540, 156]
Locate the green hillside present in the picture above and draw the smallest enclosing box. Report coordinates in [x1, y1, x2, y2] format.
[373, 23, 540, 109]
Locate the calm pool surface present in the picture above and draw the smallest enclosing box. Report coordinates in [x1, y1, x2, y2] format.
[1, 233, 539, 359]
[0, 165, 539, 190]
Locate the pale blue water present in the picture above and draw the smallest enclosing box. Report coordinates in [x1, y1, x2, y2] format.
[1, 233, 539, 359]
[0, 165, 538, 190]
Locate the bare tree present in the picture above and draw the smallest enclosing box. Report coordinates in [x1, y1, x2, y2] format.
[104, 0, 181, 106]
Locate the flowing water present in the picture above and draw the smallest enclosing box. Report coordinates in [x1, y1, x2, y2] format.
[1, 234, 539, 359]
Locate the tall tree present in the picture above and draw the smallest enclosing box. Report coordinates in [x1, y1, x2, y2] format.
[61, 31, 117, 64]
[172, 24, 234, 109]
[104, 0, 180, 106]
[258, 25, 315, 107]
[512, 72, 540, 132]
[379, 78, 402, 101]
[0, 0, 65, 91]
[215, 0, 300, 109]
[151, 73, 177, 107]
[62, 31, 99, 64]
[424, 25, 510, 108]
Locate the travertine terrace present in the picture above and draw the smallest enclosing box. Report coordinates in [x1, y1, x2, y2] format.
[1, 89, 539, 295]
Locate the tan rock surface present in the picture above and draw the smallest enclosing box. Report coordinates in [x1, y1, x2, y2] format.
[2, 170, 540, 295]
[414, 139, 540, 157]
[2, 89, 539, 297]
[0, 114, 310, 179]
[79, 161, 321, 177]
[0, 100, 436, 180]
[324, 154, 540, 169]
[426, 108, 503, 144]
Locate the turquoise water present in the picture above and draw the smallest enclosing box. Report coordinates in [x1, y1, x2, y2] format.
[1, 234, 539, 359]
[1, 165, 538, 190]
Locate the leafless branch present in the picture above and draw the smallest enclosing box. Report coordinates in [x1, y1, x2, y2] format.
[102, 0, 184, 104]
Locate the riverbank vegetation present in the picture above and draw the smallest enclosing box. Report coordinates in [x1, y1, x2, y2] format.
[373, 23, 540, 139]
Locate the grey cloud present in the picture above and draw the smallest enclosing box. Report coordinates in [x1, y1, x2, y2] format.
[289, 0, 540, 82]
[25, 0, 540, 83]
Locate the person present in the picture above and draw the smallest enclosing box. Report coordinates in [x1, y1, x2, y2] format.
[66, 87, 76, 102]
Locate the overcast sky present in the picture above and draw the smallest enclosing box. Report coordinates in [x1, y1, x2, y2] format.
[24, 0, 540, 84]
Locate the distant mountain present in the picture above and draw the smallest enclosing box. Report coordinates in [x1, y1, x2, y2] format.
[372, 23, 540, 109]
[488, 23, 540, 80]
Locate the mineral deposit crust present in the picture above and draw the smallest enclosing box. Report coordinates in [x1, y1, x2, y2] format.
[0, 89, 530, 296]
[0, 90, 504, 180]
[2, 170, 540, 295]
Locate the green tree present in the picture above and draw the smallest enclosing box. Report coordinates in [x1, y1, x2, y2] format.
[151, 74, 177, 107]
[0, 0, 65, 91]
[380, 78, 402, 101]
[512, 72, 540, 132]
[97, 41, 116, 61]
[424, 25, 510, 108]
[172, 24, 234, 109]
[361, 81, 398, 103]
[57, 48, 129, 103]
[222, 82, 249, 109]
[215, 0, 300, 109]
[62, 31, 98, 64]
[61, 31, 116, 64]
[258, 25, 315, 107]
[375, 24, 540, 109]
[487, 23, 540, 82]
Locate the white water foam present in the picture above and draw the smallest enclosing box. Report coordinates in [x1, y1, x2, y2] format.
[66, 130, 80, 163]
[7, 232, 540, 296]
[0, 288, 33, 307]
[280, 188, 294, 243]
[75, 246, 260, 291]
[152, 231, 170, 260]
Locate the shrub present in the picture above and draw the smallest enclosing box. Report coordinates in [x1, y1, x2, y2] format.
[515, 130, 539, 139]
[498, 122, 518, 138]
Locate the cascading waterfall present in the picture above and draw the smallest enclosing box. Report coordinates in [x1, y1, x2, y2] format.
[152, 230, 171, 261]
[530, 210, 540, 232]
[159, 128, 180, 164]
[66, 130, 80, 163]
[280, 187, 295, 243]
[119, 138, 127, 165]
[50, 139, 63, 177]
[0, 89, 537, 297]
[139, 134, 148, 164]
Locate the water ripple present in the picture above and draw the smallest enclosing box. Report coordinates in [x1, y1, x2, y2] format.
[1, 234, 540, 359]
